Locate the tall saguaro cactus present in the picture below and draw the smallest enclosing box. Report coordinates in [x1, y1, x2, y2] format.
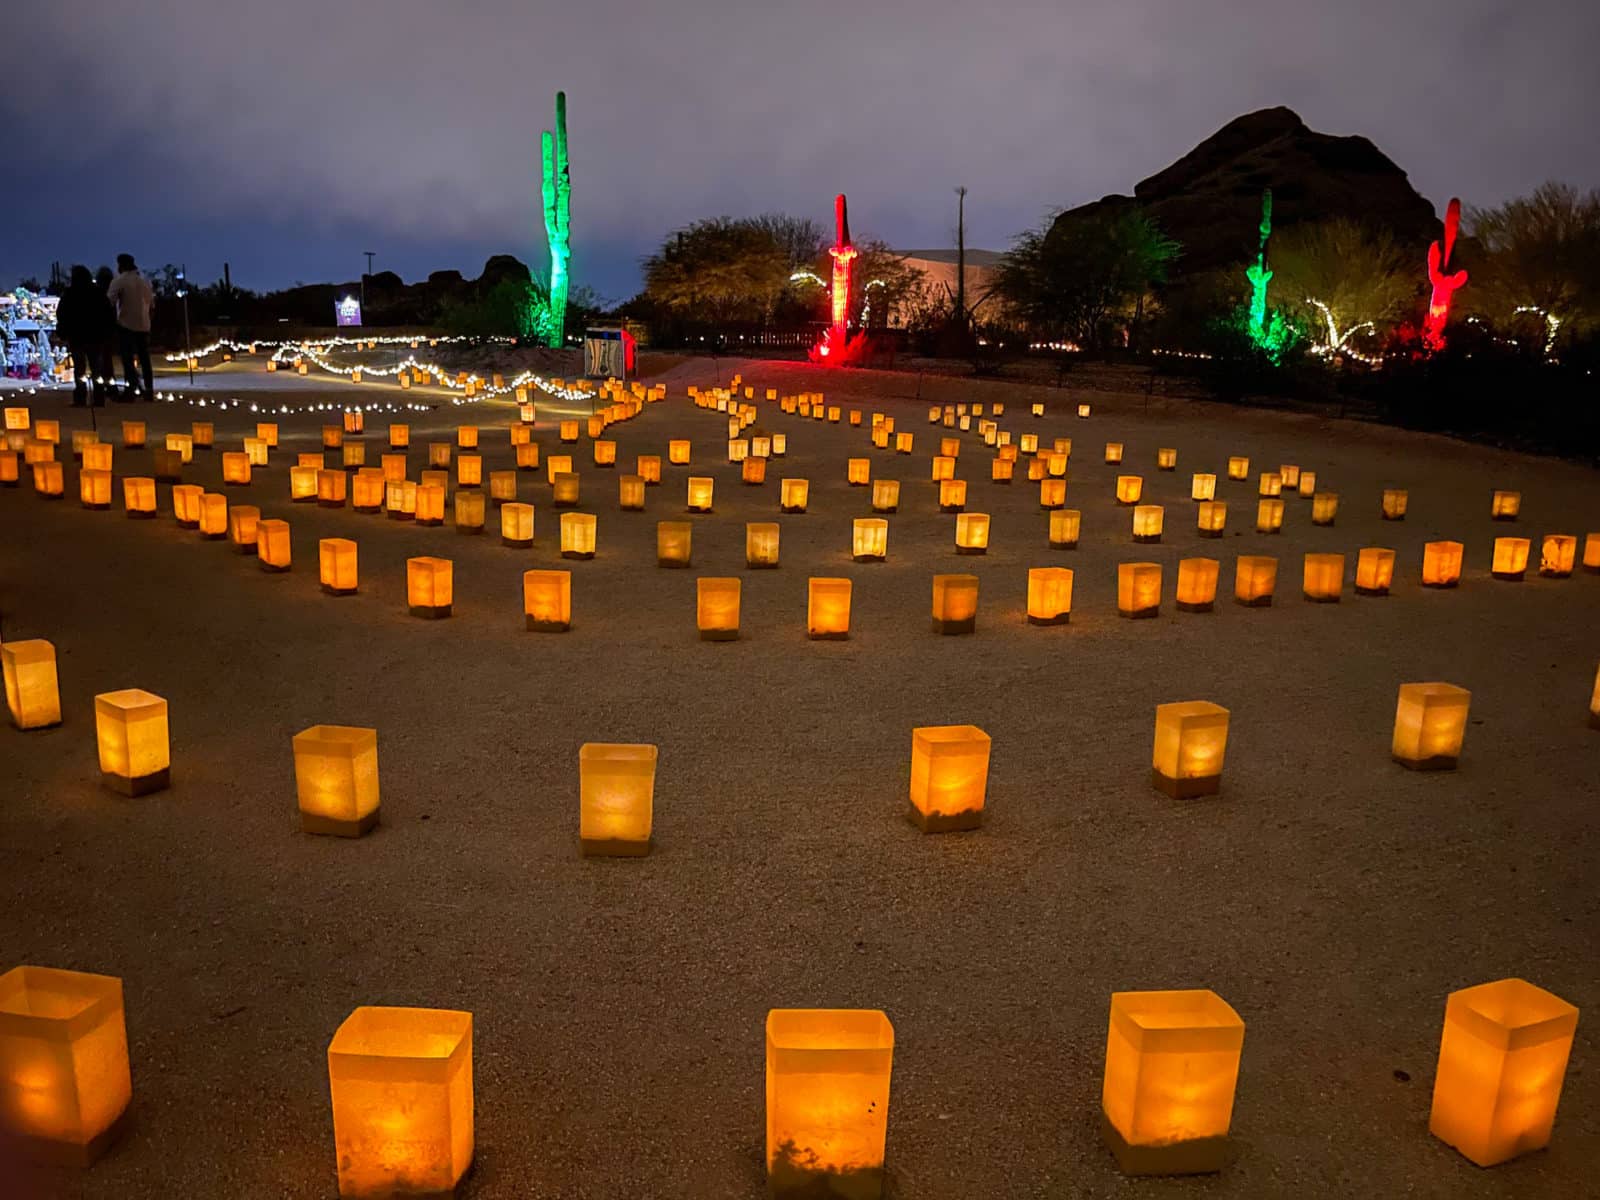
[1422, 197, 1467, 353]
[539, 91, 572, 349]
[1238, 187, 1296, 362]
[1245, 188, 1273, 341]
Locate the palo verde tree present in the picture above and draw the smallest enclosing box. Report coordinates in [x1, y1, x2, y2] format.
[996, 208, 1180, 352]
[1467, 181, 1600, 356]
[642, 211, 924, 332]
[1269, 219, 1415, 361]
[642, 217, 796, 323]
[751, 214, 826, 274]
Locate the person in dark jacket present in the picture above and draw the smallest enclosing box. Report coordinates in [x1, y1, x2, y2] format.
[94, 267, 122, 400]
[55, 265, 116, 406]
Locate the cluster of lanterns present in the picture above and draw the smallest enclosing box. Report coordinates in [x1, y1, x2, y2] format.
[2, 380, 1595, 1197]
[8, 390, 1600, 619]
[6, 386, 1600, 642]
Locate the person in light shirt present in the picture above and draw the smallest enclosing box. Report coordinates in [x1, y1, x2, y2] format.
[107, 253, 156, 399]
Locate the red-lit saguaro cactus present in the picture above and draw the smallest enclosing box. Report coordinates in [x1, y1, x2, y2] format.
[808, 194, 869, 365]
[1423, 197, 1468, 352]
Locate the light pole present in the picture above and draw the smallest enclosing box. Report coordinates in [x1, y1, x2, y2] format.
[362, 251, 375, 314]
[954, 187, 967, 333]
[177, 265, 192, 384]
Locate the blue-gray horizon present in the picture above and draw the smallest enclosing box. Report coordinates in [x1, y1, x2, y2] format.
[7, 0, 1596, 303]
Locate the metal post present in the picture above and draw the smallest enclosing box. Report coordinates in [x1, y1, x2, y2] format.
[955, 187, 967, 333]
[180, 265, 193, 385]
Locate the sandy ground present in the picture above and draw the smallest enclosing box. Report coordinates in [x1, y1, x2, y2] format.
[2, 356, 1597, 1199]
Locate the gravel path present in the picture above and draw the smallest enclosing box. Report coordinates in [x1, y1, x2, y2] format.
[2, 358, 1596, 1199]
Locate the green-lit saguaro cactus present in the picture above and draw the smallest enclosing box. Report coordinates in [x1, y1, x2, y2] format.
[1245, 188, 1272, 342]
[1238, 187, 1296, 361]
[539, 91, 571, 349]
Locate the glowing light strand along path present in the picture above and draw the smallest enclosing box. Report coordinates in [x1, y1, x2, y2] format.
[164, 334, 501, 364]
[154, 332, 593, 407]
[142, 391, 435, 416]
[264, 345, 594, 405]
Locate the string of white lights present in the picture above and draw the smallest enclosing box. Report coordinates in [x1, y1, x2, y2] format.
[112, 361, 655, 418]
[787, 271, 886, 327]
[269, 346, 593, 405]
[163, 334, 502, 364]
[137, 392, 436, 416]
[1305, 299, 1383, 367]
[155, 329, 597, 406]
[1512, 305, 1562, 360]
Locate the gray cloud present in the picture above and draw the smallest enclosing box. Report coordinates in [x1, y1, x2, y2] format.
[7, 0, 1596, 295]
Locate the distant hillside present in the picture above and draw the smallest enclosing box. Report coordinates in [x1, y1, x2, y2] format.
[1049, 106, 1439, 276]
[261, 254, 536, 326]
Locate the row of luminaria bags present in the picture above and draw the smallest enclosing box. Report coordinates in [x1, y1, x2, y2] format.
[5, 398, 1597, 626]
[1, 520, 1594, 635]
[0, 710, 1584, 1191]
[0, 972, 1581, 1193]
[0, 383, 1592, 1193]
[7, 398, 1596, 567]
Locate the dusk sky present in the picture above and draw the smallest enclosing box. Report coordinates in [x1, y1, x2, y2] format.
[9, 0, 1596, 302]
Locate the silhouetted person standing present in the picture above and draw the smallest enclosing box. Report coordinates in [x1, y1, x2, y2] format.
[94, 268, 121, 399]
[107, 253, 155, 399]
[56, 265, 116, 406]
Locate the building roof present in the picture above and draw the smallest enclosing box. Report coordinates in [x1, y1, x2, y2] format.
[896, 248, 1005, 267]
